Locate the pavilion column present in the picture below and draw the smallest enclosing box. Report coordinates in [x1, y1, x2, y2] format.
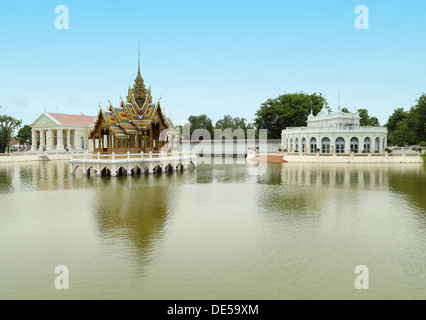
[46, 129, 52, 150]
[57, 129, 65, 150]
[40, 130, 45, 150]
[74, 130, 78, 150]
[63, 129, 67, 150]
[31, 129, 37, 151]
[61, 129, 65, 149]
[150, 125, 153, 152]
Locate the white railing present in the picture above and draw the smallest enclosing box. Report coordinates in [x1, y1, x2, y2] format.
[283, 126, 388, 134]
[71, 151, 195, 162]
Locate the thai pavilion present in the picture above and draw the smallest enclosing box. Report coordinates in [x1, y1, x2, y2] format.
[89, 58, 180, 154]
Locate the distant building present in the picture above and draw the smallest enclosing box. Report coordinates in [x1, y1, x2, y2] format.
[9, 141, 21, 152]
[30, 113, 95, 151]
[281, 107, 388, 154]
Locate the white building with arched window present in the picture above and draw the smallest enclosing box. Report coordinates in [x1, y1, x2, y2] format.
[281, 108, 388, 154]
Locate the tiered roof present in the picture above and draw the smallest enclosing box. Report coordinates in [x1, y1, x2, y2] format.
[89, 64, 178, 140]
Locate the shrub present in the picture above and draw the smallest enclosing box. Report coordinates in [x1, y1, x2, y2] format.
[385, 148, 393, 153]
[315, 148, 320, 153]
[419, 141, 426, 147]
[374, 151, 379, 154]
[278, 148, 282, 152]
[294, 150, 299, 153]
[362, 150, 367, 153]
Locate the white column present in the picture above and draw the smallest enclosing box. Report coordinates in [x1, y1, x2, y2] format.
[40, 130, 45, 150]
[32, 129, 37, 151]
[74, 130, 78, 150]
[69, 129, 72, 149]
[47, 129, 53, 150]
[57, 129, 65, 150]
[64, 129, 69, 149]
[62, 129, 66, 149]
[359, 136, 365, 153]
[345, 136, 350, 154]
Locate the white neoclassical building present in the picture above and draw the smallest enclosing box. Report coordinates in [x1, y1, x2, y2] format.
[281, 108, 388, 154]
[30, 112, 95, 152]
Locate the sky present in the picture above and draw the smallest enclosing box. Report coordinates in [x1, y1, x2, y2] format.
[0, 0, 425, 127]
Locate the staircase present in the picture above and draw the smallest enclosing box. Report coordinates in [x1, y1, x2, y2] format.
[38, 154, 51, 161]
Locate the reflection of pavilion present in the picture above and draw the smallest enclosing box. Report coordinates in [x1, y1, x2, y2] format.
[92, 179, 173, 254]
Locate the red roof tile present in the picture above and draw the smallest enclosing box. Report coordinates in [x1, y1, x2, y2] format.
[48, 113, 95, 126]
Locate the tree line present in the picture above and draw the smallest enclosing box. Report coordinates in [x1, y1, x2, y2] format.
[385, 94, 426, 146]
[186, 92, 386, 140]
[1, 92, 425, 153]
[0, 112, 32, 153]
[186, 92, 425, 146]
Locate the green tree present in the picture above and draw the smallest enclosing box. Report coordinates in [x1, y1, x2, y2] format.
[215, 115, 235, 130]
[0, 115, 22, 153]
[388, 129, 406, 147]
[386, 108, 408, 133]
[254, 92, 327, 139]
[386, 94, 426, 145]
[187, 114, 214, 138]
[215, 115, 254, 136]
[369, 117, 380, 127]
[402, 94, 426, 144]
[17, 125, 32, 145]
[341, 107, 350, 113]
[358, 109, 380, 126]
[386, 108, 408, 145]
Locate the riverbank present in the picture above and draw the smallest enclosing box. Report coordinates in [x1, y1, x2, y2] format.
[282, 152, 423, 163]
[0, 152, 71, 163]
[247, 153, 287, 163]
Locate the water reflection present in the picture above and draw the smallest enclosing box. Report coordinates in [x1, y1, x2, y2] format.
[90, 176, 179, 272]
[280, 163, 424, 190]
[0, 159, 425, 299]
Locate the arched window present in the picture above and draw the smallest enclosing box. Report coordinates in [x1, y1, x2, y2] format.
[336, 137, 345, 154]
[322, 137, 331, 153]
[364, 138, 371, 153]
[302, 138, 307, 153]
[290, 138, 293, 151]
[295, 138, 299, 151]
[350, 137, 359, 153]
[375, 138, 380, 152]
[310, 138, 317, 153]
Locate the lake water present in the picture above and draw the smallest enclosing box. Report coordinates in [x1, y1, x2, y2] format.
[0, 159, 425, 300]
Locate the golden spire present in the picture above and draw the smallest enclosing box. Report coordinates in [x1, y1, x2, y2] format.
[130, 42, 147, 109]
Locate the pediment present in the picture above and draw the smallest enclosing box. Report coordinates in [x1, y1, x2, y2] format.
[31, 114, 60, 128]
